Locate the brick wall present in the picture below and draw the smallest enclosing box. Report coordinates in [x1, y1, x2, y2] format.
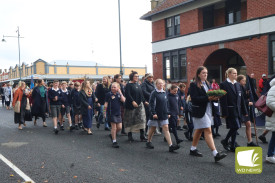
[152, 53, 163, 79]
[152, 19, 165, 42]
[247, 0, 275, 19]
[241, 1, 247, 21]
[181, 9, 200, 35]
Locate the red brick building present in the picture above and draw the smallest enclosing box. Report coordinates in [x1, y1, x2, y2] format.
[141, 0, 275, 85]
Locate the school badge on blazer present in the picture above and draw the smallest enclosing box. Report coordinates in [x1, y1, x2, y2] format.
[235, 147, 262, 174]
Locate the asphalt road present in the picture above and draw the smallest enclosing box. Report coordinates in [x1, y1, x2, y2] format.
[0, 105, 274, 183]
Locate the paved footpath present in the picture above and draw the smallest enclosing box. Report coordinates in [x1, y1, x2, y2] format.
[0, 105, 274, 183]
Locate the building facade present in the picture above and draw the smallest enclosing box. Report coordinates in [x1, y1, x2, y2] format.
[0, 59, 147, 83]
[141, 0, 275, 84]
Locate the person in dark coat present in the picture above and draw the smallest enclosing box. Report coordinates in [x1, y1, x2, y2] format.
[237, 75, 258, 146]
[189, 66, 227, 162]
[124, 71, 147, 142]
[71, 82, 82, 130]
[141, 73, 155, 133]
[79, 80, 97, 135]
[31, 79, 49, 127]
[95, 76, 111, 130]
[220, 68, 248, 152]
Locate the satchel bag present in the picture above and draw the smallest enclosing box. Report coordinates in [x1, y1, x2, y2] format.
[14, 101, 21, 113]
[255, 94, 273, 117]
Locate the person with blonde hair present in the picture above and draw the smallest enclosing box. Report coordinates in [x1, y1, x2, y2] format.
[4, 83, 12, 110]
[96, 76, 111, 130]
[220, 68, 248, 152]
[146, 79, 180, 152]
[79, 80, 97, 135]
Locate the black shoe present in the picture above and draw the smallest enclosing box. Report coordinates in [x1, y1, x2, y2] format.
[189, 137, 193, 141]
[190, 149, 203, 157]
[60, 125, 65, 131]
[75, 125, 79, 130]
[78, 123, 83, 129]
[229, 141, 240, 147]
[169, 144, 180, 152]
[177, 126, 183, 131]
[221, 139, 230, 151]
[182, 125, 188, 130]
[140, 135, 148, 142]
[96, 123, 100, 129]
[214, 152, 227, 162]
[230, 146, 236, 152]
[112, 142, 119, 148]
[163, 137, 167, 142]
[176, 138, 183, 144]
[70, 126, 74, 132]
[184, 131, 189, 140]
[146, 142, 154, 149]
[258, 135, 268, 144]
[247, 141, 259, 147]
[251, 133, 256, 138]
[128, 136, 135, 142]
[215, 133, 221, 137]
[105, 127, 110, 131]
[53, 128, 59, 135]
[58, 122, 61, 127]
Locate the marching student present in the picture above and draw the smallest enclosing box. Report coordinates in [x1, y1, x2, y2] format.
[48, 80, 63, 134]
[146, 79, 180, 152]
[60, 81, 74, 131]
[177, 83, 186, 130]
[104, 82, 125, 148]
[167, 84, 184, 144]
[189, 66, 227, 162]
[184, 95, 194, 141]
[71, 82, 82, 130]
[79, 80, 97, 135]
[220, 68, 248, 152]
[236, 75, 258, 146]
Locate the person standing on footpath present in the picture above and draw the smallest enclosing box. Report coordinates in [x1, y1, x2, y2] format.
[96, 76, 111, 130]
[79, 80, 97, 135]
[0, 84, 6, 107]
[48, 80, 63, 134]
[220, 68, 248, 152]
[265, 78, 275, 163]
[32, 79, 49, 127]
[146, 79, 180, 152]
[4, 83, 12, 110]
[259, 74, 268, 95]
[141, 73, 155, 134]
[12, 82, 29, 130]
[124, 71, 147, 142]
[189, 66, 227, 162]
[237, 75, 258, 146]
[105, 82, 126, 148]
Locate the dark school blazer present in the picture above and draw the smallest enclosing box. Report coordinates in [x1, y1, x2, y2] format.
[189, 82, 212, 118]
[220, 80, 247, 129]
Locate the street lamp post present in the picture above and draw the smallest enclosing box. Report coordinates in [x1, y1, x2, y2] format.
[118, 0, 123, 77]
[2, 26, 24, 81]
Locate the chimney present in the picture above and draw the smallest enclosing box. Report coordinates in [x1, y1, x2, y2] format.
[151, 0, 164, 10]
[4, 69, 7, 73]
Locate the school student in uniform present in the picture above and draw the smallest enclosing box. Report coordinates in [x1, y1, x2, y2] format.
[60, 81, 74, 131]
[189, 66, 227, 162]
[48, 80, 63, 134]
[178, 83, 186, 130]
[220, 68, 248, 152]
[71, 82, 82, 130]
[167, 84, 183, 144]
[146, 79, 180, 152]
[237, 75, 258, 146]
[104, 82, 125, 148]
[184, 95, 194, 141]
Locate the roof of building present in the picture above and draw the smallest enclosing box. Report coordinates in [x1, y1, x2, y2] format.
[141, 0, 195, 20]
[49, 60, 103, 66]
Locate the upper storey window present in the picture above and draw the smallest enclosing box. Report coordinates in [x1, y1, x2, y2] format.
[166, 15, 180, 38]
[226, 0, 241, 24]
